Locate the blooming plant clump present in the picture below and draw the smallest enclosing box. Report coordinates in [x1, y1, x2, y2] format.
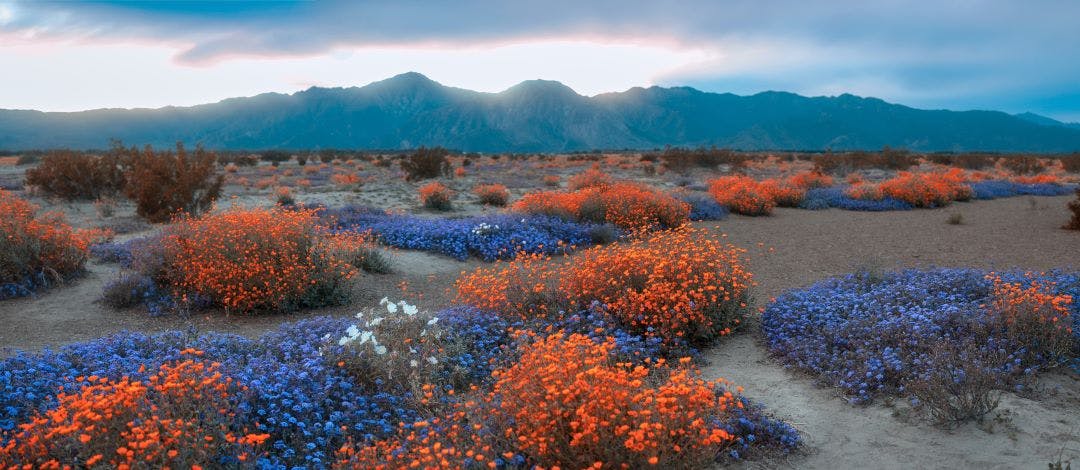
[707, 176, 775, 216]
[152, 206, 371, 313]
[0, 351, 270, 468]
[566, 166, 613, 190]
[418, 181, 453, 211]
[323, 206, 603, 261]
[787, 170, 835, 189]
[457, 225, 754, 346]
[472, 183, 510, 206]
[1, 190, 109, 299]
[512, 182, 690, 232]
[762, 268, 1078, 421]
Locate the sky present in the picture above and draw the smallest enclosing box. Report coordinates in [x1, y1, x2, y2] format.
[1, 0, 1079, 122]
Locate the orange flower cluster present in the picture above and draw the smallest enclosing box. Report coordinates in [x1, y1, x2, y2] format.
[161, 206, 360, 313]
[986, 273, 1075, 361]
[872, 169, 976, 206]
[0, 190, 108, 286]
[707, 176, 775, 216]
[1011, 173, 1061, 185]
[331, 173, 362, 186]
[0, 351, 269, 469]
[472, 184, 510, 207]
[787, 170, 835, 189]
[457, 226, 753, 343]
[759, 179, 806, 208]
[541, 175, 561, 187]
[567, 166, 614, 191]
[336, 333, 739, 469]
[512, 182, 689, 232]
[418, 182, 454, 210]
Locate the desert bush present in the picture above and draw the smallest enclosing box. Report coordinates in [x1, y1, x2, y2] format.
[877, 170, 972, 207]
[760, 179, 806, 207]
[1066, 188, 1080, 230]
[457, 226, 753, 346]
[401, 146, 451, 181]
[674, 191, 730, 220]
[1062, 154, 1080, 173]
[567, 166, 613, 190]
[708, 176, 775, 216]
[929, 152, 994, 170]
[15, 154, 41, 165]
[1000, 155, 1043, 175]
[330, 172, 361, 186]
[513, 182, 689, 232]
[0, 352, 270, 468]
[812, 149, 916, 173]
[787, 170, 835, 189]
[1, 190, 106, 299]
[542, 174, 561, 187]
[418, 181, 453, 211]
[273, 186, 295, 206]
[324, 206, 600, 261]
[24, 150, 127, 200]
[762, 268, 1077, 411]
[260, 150, 291, 166]
[658, 147, 746, 173]
[153, 206, 371, 313]
[473, 183, 509, 206]
[120, 143, 223, 223]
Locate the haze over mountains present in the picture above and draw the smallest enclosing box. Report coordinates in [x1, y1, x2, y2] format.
[2, 72, 1079, 153]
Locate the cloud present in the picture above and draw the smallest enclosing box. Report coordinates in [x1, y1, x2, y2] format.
[2, 0, 1080, 120]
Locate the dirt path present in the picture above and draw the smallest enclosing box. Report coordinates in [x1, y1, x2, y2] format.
[2, 194, 1079, 468]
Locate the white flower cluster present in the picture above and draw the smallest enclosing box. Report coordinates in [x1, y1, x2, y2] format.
[336, 298, 441, 368]
[471, 222, 500, 236]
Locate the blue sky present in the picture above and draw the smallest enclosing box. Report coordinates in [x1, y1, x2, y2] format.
[1, 0, 1078, 122]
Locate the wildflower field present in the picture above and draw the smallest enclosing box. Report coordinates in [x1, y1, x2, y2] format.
[1, 149, 1079, 468]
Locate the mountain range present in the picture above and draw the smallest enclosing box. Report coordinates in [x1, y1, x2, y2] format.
[2, 72, 1079, 153]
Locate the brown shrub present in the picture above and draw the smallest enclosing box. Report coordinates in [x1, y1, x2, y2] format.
[24, 150, 127, 200]
[999, 155, 1042, 175]
[122, 143, 224, 223]
[1065, 188, 1080, 230]
[400, 146, 451, 181]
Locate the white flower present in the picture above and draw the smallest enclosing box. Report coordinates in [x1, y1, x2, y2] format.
[386, 302, 398, 314]
[346, 325, 360, 338]
[368, 317, 384, 327]
[426, 356, 439, 365]
[355, 312, 364, 319]
[402, 302, 418, 316]
[337, 336, 351, 346]
[427, 317, 439, 326]
[410, 359, 419, 368]
[358, 331, 373, 345]
[379, 297, 389, 306]
[374, 345, 388, 355]
[521, 218, 526, 223]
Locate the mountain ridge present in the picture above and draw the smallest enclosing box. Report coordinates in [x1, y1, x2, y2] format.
[2, 72, 1079, 152]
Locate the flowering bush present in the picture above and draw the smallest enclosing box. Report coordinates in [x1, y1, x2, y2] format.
[0, 351, 270, 468]
[542, 174, 561, 187]
[674, 191, 730, 220]
[324, 206, 602, 261]
[472, 183, 509, 206]
[759, 179, 806, 207]
[418, 181, 453, 211]
[567, 166, 613, 190]
[762, 268, 1078, 414]
[788, 170, 835, 189]
[330, 172, 361, 186]
[457, 226, 754, 346]
[866, 170, 973, 208]
[708, 176, 775, 216]
[152, 206, 371, 313]
[513, 182, 690, 231]
[1, 190, 108, 299]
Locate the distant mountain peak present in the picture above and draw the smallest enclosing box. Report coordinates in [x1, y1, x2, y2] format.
[2, 74, 1080, 152]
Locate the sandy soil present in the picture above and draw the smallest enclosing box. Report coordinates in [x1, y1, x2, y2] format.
[2, 156, 1079, 469]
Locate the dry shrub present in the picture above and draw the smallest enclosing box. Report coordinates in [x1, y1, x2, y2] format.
[24, 150, 127, 200]
[456, 226, 753, 344]
[658, 147, 747, 173]
[418, 181, 453, 211]
[707, 176, 775, 216]
[1061, 154, 1080, 173]
[159, 206, 367, 313]
[401, 146, 451, 181]
[929, 153, 994, 170]
[473, 183, 509, 206]
[0, 190, 106, 292]
[542, 175, 561, 187]
[812, 149, 916, 174]
[999, 155, 1043, 175]
[0, 351, 269, 467]
[512, 182, 689, 231]
[1066, 188, 1080, 230]
[121, 143, 223, 223]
